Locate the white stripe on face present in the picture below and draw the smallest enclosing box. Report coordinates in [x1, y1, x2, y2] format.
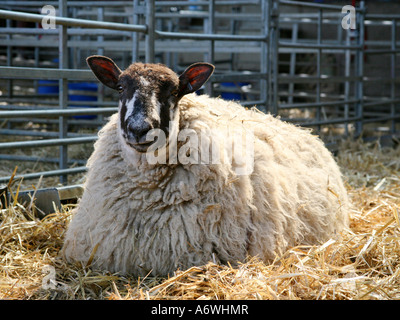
[150, 92, 161, 122]
[140, 76, 150, 87]
[125, 92, 138, 122]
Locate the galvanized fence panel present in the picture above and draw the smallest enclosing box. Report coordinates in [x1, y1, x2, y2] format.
[273, 0, 366, 138]
[0, 0, 150, 185]
[0, 0, 399, 187]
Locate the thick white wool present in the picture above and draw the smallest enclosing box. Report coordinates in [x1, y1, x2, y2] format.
[62, 94, 349, 276]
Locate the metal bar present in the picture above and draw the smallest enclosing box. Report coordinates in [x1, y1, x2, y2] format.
[292, 116, 362, 127]
[316, 8, 322, 130]
[212, 72, 267, 82]
[155, 31, 267, 41]
[279, 99, 360, 110]
[279, 0, 363, 12]
[362, 115, 400, 123]
[5, 19, 12, 101]
[0, 167, 88, 184]
[0, 1, 135, 6]
[338, 8, 346, 135]
[0, 154, 86, 165]
[0, 9, 148, 33]
[0, 136, 97, 150]
[267, 0, 274, 109]
[363, 77, 400, 83]
[280, 12, 352, 19]
[0, 66, 94, 80]
[208, 0, 215, 64]
[207, 0, 215, 96]
[7, 118, 105, 127]
[241, 100, 268, 107]
[0, 27, 132, 36]
[355, 1, 365, 136]
[0, 108, 117, 118]
[0, 100, 116, 107]
[132, 0, 140, 62]
[344, 28, 351, 136]
[0, 129, 88, 138]
[0, 39, 266, 52]
[259, 0, 270, 112]
[156, 12, 261, 20]
[364, 99, 400, 108]
[390, 18, 397, 133]
[287, 22, 298, 105]
[277, 75, 362, 84]
[366, 14, 400, 20]
[145, 0, 155, 63]
[365, 49, 400, 55]
[277, 47, 368, 55]
[97, 7, 105, 56]
[279, 41, 362, 50]
[271, 0, 279, 115]
[155, 1, 260, 6]
[59, 0, 68, 184]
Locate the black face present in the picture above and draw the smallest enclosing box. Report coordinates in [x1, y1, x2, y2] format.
[117, 72, 180, 153]
[86, 56, 215, 153]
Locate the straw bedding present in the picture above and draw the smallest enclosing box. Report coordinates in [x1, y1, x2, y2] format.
[1, 137, 400, 300]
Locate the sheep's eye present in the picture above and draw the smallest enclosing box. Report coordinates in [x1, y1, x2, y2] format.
[117, 85, 124, 93]
[171, 89, 178, 97]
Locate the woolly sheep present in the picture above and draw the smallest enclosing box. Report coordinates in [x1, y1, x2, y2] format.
[62, 55, 349, 276]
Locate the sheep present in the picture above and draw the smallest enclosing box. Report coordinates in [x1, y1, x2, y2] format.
[62, 55, 349, 276]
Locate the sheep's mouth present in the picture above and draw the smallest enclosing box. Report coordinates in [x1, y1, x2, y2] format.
[126, 135, 161, 153]
[127, 140, 154, 152]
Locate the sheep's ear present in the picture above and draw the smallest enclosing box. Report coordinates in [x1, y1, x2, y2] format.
[86, 55, 121, 90]
[178, 62, 215, 96]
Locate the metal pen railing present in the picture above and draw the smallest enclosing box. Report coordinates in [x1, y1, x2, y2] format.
[0, 0, 399, 187]
[0, 0, 151, 184]
[273, 0, 366, 136]
[0, 0, 271, 185]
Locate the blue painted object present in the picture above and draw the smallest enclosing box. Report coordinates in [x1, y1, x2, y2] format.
[38, 81, 98, 120]
[220, 82, 249, 101]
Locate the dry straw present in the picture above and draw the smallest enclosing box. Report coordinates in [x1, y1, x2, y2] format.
[1, 138, 400, 300]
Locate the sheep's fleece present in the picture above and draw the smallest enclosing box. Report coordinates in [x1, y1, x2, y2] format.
[62, 94, 349, 276]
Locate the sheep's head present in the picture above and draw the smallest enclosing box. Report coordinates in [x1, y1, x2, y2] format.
[87, 55, 214, 153]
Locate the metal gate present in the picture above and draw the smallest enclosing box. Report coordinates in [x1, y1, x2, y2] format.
[0, 0, 399, 188]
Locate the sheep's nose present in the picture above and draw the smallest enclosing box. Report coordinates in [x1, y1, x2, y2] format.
[127, 121, 152, 143]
